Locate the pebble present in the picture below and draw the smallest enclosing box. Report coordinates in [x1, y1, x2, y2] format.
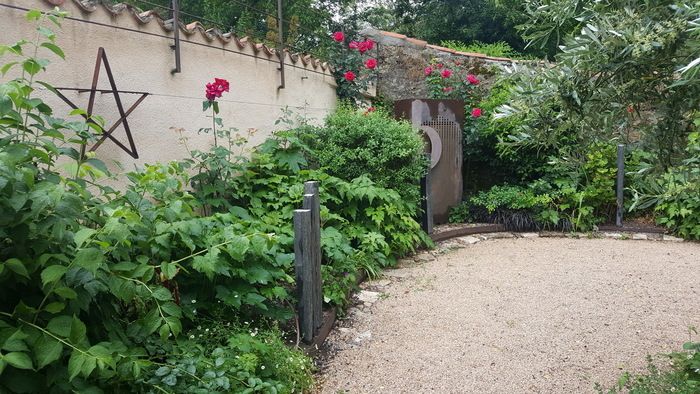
[457, 236, 481, 245]
[357, 290, 380, 304]
[663, 235, 684, 242]
[414, 252, 436, 262]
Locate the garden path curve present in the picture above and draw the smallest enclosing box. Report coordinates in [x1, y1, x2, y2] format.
[317, 236, 700, 393]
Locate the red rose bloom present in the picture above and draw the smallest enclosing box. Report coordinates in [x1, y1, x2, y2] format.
[467, 74, 480, 85]
[441, 69, 452, 78]
[344, 71, 356, 82]
[365, 58, 377, 69]
[471, 108, 482, 118]
[364, 106, 376, 115]
[349, 40, 359, 49]
[364, 39, 375, 50]
[205, 78, 230, 101]
[332, 31, 345, 42]
[424, 66, 433, 76]
[436, 63, 443, 69]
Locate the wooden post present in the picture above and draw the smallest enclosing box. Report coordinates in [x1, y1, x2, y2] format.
[303, 181, 322, 334]
[293, 209, 313, 343]
[616, 144, 625, 227]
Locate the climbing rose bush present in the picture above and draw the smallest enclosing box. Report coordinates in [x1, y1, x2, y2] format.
[328, 31, 377, 103]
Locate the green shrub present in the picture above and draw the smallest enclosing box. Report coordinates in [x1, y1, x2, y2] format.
[309, 106, 428, 208]
[440, 40, 530, 59]
[632, 131, 700, 239]
[187, 128, 432, 307]
[450, 185, 553, 231]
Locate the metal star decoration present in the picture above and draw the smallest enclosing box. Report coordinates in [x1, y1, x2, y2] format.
[54, 47, 148, 159]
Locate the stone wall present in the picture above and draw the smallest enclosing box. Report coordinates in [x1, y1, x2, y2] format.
[361, 28, 518, 102]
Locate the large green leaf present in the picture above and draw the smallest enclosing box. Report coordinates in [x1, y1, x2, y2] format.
[3, 352, 33, 370]
[34, 335, 63, 369]
[73, 248, 104, 274]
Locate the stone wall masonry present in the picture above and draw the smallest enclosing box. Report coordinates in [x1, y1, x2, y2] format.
[361, 28, 528, 102]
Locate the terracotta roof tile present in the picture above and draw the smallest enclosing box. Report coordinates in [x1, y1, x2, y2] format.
[46, 0, 330, 72]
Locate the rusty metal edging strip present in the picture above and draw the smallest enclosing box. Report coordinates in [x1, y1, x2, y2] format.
[430, 224, 506, 242]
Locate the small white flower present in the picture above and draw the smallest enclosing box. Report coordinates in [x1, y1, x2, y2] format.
[205, 328, 210, 332]
[261, 365, 265, 370]
[191, 299, 197, 304]
[189, 335, 195, 339]
[251, 331, 257, 337]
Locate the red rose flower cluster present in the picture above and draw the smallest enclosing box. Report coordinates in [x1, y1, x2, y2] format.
[332, 32, 378, 83]
[205, 78, 229, 101]
[471, 108, 482, 118]
[467, 74, 480, 85]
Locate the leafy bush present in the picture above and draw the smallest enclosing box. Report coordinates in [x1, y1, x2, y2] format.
[462, 78, 550, 193]
[309, 106, 428, 208]
[632, 131, 700, 239]
[449, 185, 553, 231]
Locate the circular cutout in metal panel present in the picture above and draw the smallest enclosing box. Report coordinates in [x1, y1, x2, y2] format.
[420, 125, 442, 169]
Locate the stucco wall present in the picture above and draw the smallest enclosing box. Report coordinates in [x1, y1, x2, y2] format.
[0, 0, 337, 177]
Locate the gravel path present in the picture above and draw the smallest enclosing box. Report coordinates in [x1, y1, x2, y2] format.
[317, 237, 700, 393]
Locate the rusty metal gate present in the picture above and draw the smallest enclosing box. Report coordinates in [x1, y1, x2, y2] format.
[394, 99, 465, 224]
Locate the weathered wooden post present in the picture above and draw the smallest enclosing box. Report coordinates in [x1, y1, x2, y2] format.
[616, 144, 625, 227]
[294, 181, 322, 343]
[303, 181, 322, 333]
[293, 209, 313, 343]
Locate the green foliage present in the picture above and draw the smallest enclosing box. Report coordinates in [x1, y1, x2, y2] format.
[388, 0, 529, 54]
[631, 131, 700, 239]
[440, 40, 533, 59]
[453, 142, 622, 231]
[462, 77, 548, 193]
[449, 185, 553, 231]
[597, 334, 700, 394]
[139, 319, 314, 393]
[501, 0, 700, 171]
[309, 106, 429, 209]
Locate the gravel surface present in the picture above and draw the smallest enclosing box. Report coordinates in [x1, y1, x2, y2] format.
[317, 237, 700, 393]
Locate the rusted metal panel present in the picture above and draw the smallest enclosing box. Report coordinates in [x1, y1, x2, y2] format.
[395, 99, 464, 224]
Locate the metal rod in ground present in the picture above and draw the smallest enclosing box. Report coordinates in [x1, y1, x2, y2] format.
[293, 209, 314, 343]
[420, 165, 433, 234]
[303, 181, 322, 334]
[616, 144, 625, 227]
